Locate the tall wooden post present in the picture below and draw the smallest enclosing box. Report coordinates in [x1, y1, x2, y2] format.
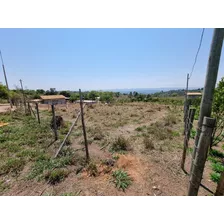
[215, 171, 224, 196]
[188, 117, 216, 196]
[181, 108, 196, 170]
[35, 103, 40, 124]
[191, 29, 224, 172]
[79, 89, 89, 162]
[51, 104, 58, 141]
[0, 51, 13, 108]
[19, 79, 27, 114]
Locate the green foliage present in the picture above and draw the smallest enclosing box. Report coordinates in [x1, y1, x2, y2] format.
[86, 162, 98, 177]
[172, 131, 180, 137]
[0, 158, 25, 175]
[190, 129, 196, 139]
[28, 156, 73, 180]
[0, 84, 9, 99]
[135, 125, 147, 132]
[210, 172, 221, 183]
[211, 162, 224, 173]
[112, 169, 132, 191]
[209, 149, 224, 158]
[111, 137, 131, 152]
[44, 169, 69, 185]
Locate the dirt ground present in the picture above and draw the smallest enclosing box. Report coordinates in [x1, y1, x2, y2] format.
[0, 102, 217, 196]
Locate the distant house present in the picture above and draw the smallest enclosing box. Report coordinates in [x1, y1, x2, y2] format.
[187, 92, 202, 99]
[75, 100, 96, 105]
[40, 95, 66, 105]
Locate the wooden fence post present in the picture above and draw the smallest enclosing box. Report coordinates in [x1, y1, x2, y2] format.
[51, 104, 58, 141]
[181, 108, 196, 171]
[215, 171, 224, 196]
[188, 117, 216, 196]
[79, 89, 89, 162]
[35, 103, 40, 124]
[183, 100, 190, 135]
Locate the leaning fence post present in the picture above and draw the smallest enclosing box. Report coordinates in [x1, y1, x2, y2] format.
[51, 104, 58, 141]
[188, 117, 216, 196]
[181, 108, 196, 171]
[183, 100, 190, 135]
[79, 89, 89, 162]
[35, 103, 40, 124]
[215, 171, 224, 196]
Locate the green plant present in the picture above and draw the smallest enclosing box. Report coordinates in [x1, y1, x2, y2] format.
[172, 131, 180, 137]
[190, 129, 196, 139]
[210, 172, 221, 183]
[209, 149, 224, 158]
[44, 169, 69, 185]
[112, 169, 132, 191]
[211, 162, 224, 173]
[0, 158, 25, 175]
[86, 162, 98, 177]
[135, 126, 146, 132]
[111, 136, 131, 152]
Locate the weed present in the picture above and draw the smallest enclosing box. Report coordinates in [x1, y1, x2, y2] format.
[164, 114, 177, 126]
[86, 162, 98, 177]
[44, 169, 69, 185]
[0, 180, 10, 193]
[112, 155, 120, 161]
[209, 149, 224, 158]
[0, 158, 25, 175]
[210, 172, 221, 183]
[112, 169, 132, 191]
[135, 126, 146, 132]
[172, 131, 180, 137]
[143, 137, 154, 150]
[190, 129, 196, 139]
[28, 156, 73, 180]
[211, 162, 224, 173]
[111, 136, 131, 152]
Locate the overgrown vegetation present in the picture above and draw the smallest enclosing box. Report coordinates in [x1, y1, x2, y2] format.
[111, 137, 131, 152]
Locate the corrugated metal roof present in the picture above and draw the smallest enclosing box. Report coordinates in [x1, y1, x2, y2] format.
[40, 95, 66, 100]
[187, 92, 202, 96]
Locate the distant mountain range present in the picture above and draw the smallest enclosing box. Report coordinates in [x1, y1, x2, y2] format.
[95, 87, 202, 94]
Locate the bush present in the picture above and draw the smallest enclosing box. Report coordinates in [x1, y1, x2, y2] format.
[86, 162, 98, 177]
[0, 158, 25, 175]
[111, 136, 131, 152]
[44, 169, 69, 185]
[112, 169, 132, 191]
[210, 172, 221, 183]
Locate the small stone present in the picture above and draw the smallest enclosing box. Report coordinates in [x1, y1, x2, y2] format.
[152, 186, 159, 190]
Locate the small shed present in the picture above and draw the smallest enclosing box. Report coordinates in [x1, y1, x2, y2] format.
[187, 92, 202, 99]
[40, 95, 66, 105]
[75, 100, 96, 105]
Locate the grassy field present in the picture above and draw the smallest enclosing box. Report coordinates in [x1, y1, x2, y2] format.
[0, 102, 218, 195]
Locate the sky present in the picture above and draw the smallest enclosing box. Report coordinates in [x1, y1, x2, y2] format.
[0, 28, 223, 91]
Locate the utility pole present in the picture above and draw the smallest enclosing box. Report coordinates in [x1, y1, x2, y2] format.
[0, 51, 13, 108]
[19, 79, 27, 113]
[183, 73, 190, 134]
[191, 28, 224, 172]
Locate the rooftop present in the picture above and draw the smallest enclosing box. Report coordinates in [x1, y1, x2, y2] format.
[40, 95, 66, 100]
[187, 92, 202, 96]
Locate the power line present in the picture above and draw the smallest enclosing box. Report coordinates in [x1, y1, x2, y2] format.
[189, 28, 205, 79]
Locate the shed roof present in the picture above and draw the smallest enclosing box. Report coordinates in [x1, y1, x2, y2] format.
[40, 95, 66, 100]
[187, 92, 202, 96]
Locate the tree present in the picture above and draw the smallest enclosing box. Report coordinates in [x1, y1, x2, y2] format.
[0, 84, 8, 99]
[69, 93, 79, 102]
[211, 77, 224, 146]
[88, 91, 98, 100]
[60, 91, 71, 97]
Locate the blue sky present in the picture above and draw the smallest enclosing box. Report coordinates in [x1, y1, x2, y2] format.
[0, 28, 223, 91]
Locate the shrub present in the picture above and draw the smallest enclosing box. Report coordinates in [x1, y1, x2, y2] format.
[86, 162, 98, 177]
[111, 136, 131, 152]
[44, 169, 69, 185]
[0, 158, 25, 175]
[112, 169, 132, 191]
[211, 162, 224, 173]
